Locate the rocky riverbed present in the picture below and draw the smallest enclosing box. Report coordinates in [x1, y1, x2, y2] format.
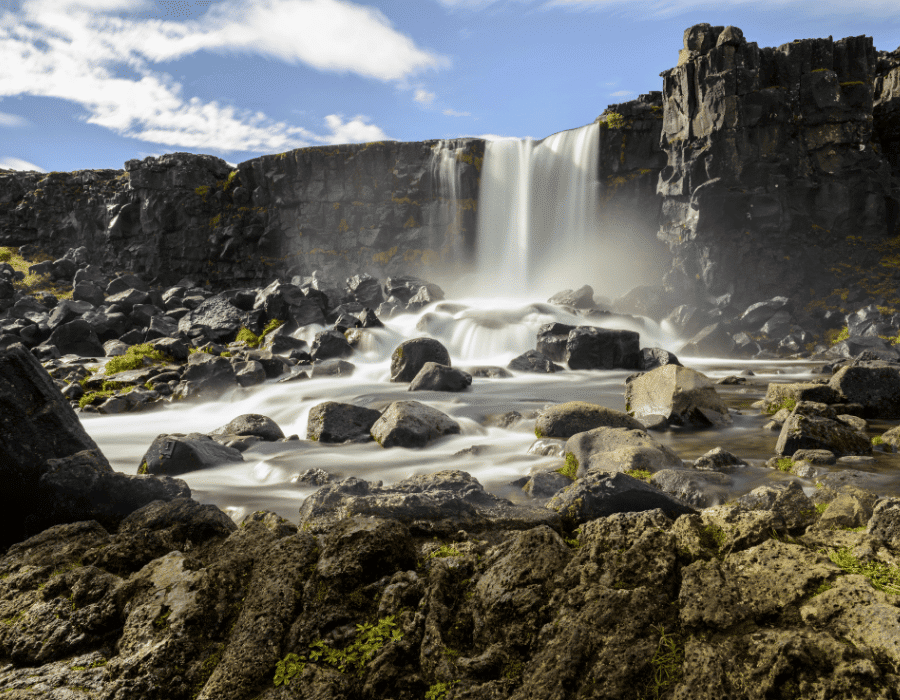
[4, 255, 900, 698]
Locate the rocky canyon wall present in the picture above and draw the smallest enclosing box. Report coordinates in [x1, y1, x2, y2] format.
[0, 139, 484, 288]
[653, 24, 900, 314]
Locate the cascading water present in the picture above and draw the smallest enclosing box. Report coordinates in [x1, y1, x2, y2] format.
[475, 124, 601, 297]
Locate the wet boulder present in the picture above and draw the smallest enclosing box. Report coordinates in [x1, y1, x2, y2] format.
[254, 280, 326, 327]
[42, 319, 104, 357]
[534, 401, 643, 439]
[547, 285, 595, 309]
[370, 400, 461, 448]
[535, 322, 576, 361]
[625, 364, 731, 427]
[693, 447, 748, 471]
[522, 469, 573, 498]
[299, 470, 561, 534]
[565, 326, 640, 370]
[867, 498, 900, 551]
[738, 296, 791, 330]
[310, 329, 354, 361]
[345, 273, 384, 309]
[650, 469, 732, 508]
[139, 433, 244, 476]
[546, 471, 695, 527]
[389, 337, 451, 382]
[232, 360, 267, 386]
[408, 362, 472, 392]
[177, 294, 247, 342]
[640, 347, 681, 371]
[826, 336, 900, 362]
[761, 381, 840, 412]
[565, 426, 683, 477]
[210, 414, 285, 442]
[828, 363, 900, 418]
[310, 358, 355, 377]
[507, 349, 561, 373]
[176, 352, 238, 399]
[307, 401, 382, 443]
[775, 413, 873, 457]
[39, 449, 191, 533]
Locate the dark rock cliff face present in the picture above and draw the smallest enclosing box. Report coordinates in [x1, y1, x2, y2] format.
[656, 24, 900, 313]
[0, 139, 484, 287]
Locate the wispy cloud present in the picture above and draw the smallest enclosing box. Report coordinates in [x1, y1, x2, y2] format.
[0, 157, 46, 172]
[443, 108, 471, 117]
[415, 89, 436, 105]
[0, 0, 439, 153]
[609, 90, 633, 97]
[0, 111, 29, 127]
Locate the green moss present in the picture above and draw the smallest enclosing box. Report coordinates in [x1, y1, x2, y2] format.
[815, 502, 828, 515]
[274, 653, 306, 687]
[828, 547, 900, 594]
[194, 185, 209, 197]
[811, 581, 833, 596]
[765, 397, 797, 415]
[556, 453, 579, 480]
[105, 343, 172, 375]
[840, 80, 865, 87]
[224, 169, 238, 190]
[425, 681, 459, 700]
[700, 524, 726, 552]
[138, 461, 149, 475]
[872, 436, 884, 446]
[235, 327, 260, 347]
[534, 426, 543, 439]
[775, 458, 793, 473]
[827, 326, 850, 346]
[625, 469, 652, 482]
[429, 544, 462, 559]
[79, 389, 115, 409]
[0, 248, 11, 262]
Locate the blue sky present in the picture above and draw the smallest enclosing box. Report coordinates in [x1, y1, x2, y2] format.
[1, 0, 899, 173]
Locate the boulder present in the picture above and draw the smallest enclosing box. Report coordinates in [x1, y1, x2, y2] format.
[546, 471, 695, 527]
[299, 470, 560, 534]
[233, 360, 267, 386]
[177, 294, 247, 342]
[693, 447, 748, 471]
[39, 449, 191, 533]
[507, 349, 561, 373]
[522, 469, 573, 498]
[565, 326, 640, 370]
[640, 347, 682, 371]
[307, 402, 382, 443]
[535, 322, 576, 362]
[625, 364, 732, 427]
[106, 288, 151, 312]
[650, 469, 732, 508]
[311, 359, 356, 377]
[384, 276, 444, 304]
[106, 273, 149, 295]
[408, 363, 472, 392]
[564, 426, 683, 476]
[176, 352, 238, 400]
[345, 273, 384, 309]
[42, 319, 104, 357]
[389, 337, 451, 382]
[310, 329, 353, 361]
[829, 364, 900, 417]
[210, 414, 285, 442]
[775, 413, 873, 457]
[867, 498, 900, 551]
[534, 401, 643, 439]
[761, 381, 840, 412]
[139, 433, 245, 476]
[738, 297, 791, 330]
[47, 299, 94, 330]
[547, 285, 594, 308]
[370, 400, 461, 448]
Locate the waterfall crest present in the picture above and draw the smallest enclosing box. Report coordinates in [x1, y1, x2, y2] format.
[475, 124, 601, 297]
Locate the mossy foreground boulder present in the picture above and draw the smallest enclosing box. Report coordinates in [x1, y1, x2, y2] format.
[3, 484, 900, 699]
[625, 364, 732, 427]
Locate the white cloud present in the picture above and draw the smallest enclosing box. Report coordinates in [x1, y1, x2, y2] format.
[0, 111, 28, 127]
[443, 108, 471, 117]
[0, 0, 437, 153]
[468, 133, 520, 140]
[609, 90, 632, 97]
[0, 157, 46, 171]
[415, 89, 436, 105]
[322, 114, 390, 144]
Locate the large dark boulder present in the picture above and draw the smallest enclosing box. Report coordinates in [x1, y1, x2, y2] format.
[307, 402, 381, 443]
[210, 414, 285, 442]
[775, 414, 873, 457]
[408, 362, 472, 392]
[345, 273, 384, 309]
[176, 352, 238, 399]
[625, 364, 732, 427]
[390, 337, 451, 382]
[310, 329, 354, 361]
[546, 471, 695, 528]
[828, 364, 900, 417]
[42, 319, 105, 357]
[139, 433, 245, 476]
[565, 327, 640, 370]
[535, 322, 576, 362]
[177, 294, 247, 342]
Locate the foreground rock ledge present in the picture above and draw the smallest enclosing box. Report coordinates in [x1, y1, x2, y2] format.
[2, 480, 900, 700]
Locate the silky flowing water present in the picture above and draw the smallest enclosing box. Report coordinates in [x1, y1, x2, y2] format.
[80, 296, 900, 524]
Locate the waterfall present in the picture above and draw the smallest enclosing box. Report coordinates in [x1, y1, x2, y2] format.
[475, 123, 601, 297]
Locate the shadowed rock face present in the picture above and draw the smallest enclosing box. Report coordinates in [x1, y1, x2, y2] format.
[0, 140, 485, 288]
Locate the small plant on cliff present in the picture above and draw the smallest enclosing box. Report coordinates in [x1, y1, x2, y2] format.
[625, 469, 652, 483]
[604, 112, 626, 129]
[429, 544, 462, 559]
[775, 457, 793, 473]
[641, 625, 684, 700]
[826, 326, 850, 346]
